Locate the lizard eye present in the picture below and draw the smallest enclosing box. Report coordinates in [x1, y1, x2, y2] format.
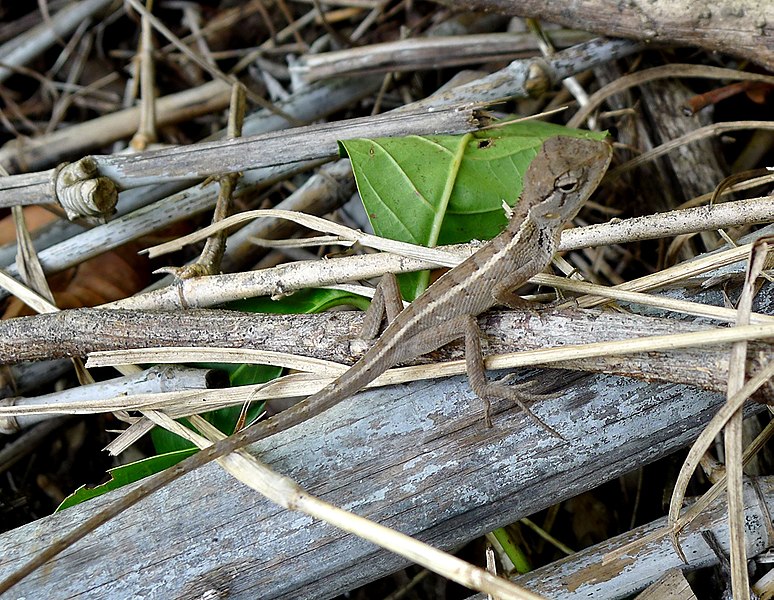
[556, 175, 580, 193]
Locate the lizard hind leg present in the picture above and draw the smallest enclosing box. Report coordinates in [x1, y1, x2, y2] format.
[462, 316, 563, 439]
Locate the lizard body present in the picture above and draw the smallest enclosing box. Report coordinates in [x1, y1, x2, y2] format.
[0, 135, 612, 593]
[255, 134, 613, 436]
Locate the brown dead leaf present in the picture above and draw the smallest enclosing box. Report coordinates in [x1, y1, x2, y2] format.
[2, 244, 149, 318]
[0, 206, 60, 246]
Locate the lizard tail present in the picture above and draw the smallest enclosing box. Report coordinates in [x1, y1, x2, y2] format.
[247, 345, 399, 444]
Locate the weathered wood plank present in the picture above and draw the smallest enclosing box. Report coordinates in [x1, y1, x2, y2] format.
[0, 305, 772, 396]
[2, 273, 771, 598]
[0, 369, 739, 598]
[466, 479, 774, 599]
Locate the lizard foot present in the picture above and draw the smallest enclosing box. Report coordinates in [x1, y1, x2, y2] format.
[479, 382, 564, 440]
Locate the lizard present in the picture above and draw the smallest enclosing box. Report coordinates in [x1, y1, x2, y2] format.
[259, 135, 613, 435]
[0, 135, 612, 593]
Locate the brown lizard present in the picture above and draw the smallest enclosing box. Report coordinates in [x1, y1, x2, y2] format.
[262, 134, 613, 435]
[0, 135, 612, 593]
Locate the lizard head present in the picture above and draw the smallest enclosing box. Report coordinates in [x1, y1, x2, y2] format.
[522, 136, 612, 226]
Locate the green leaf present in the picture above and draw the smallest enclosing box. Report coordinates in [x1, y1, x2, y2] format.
[492, 527, 532, 574]
[340, 121, 607, 298]
[150, 363, 281, 453]
[146, 354, 281, 452]
[340, 132, 468, 299]
[150, 364, 281, 454]
[56, 449, 197, 511]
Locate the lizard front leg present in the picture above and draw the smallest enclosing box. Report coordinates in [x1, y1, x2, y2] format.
[490, 255, 546, 311]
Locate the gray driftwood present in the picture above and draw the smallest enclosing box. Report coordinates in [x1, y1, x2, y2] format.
[294, 31, 593, 82]
[0, 281, 771, 597]
[0, 104, 480, 206]
[1, 229, 771, 598]
[432, 0, 773, 70]
[466, 478, 774, 599]
[0, 76, 378, 304]
[0, 304, 771, 397]
[0, 366, 753, 598]
[0, 36, 645, 207]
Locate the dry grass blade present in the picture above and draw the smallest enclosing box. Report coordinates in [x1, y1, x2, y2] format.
[715, 239, 770, 598]
[87, 347, 347, 375]
[570, 243, 758, 310]
[603, 366, 774, 565]
[0, 265, 59, 315]
[142, 207, 461, 266]
[673, 417, 774, 538]
[10, 206, 54, 305]
[607, 121, 774, 180]
[543, 273, 774, 324]
[668, 361, 774, 540]
[708, 169, 774, 207]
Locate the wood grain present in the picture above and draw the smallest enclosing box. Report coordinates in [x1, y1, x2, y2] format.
[0, 302, 771, 396]
[432, 0, 773, 70]
[0, 368, 748, 598]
